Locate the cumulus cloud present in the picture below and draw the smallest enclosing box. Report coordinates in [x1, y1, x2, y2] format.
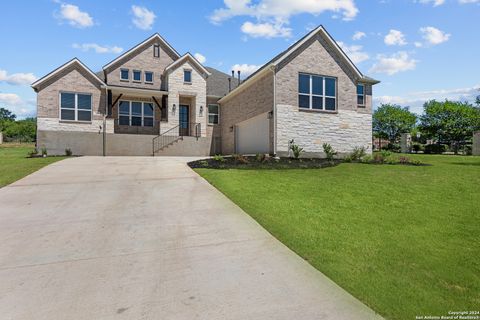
[352, 31, 366, 41]
[241, 21, 292, 38]
[72, 43, 123, 54]
[420, 26, 450, 45]
[131, 5, 156, 30]
[231, 64, 261, 78]
[0, 70, 37, 85]
[369, 51, 417, 75]
[337, 42, 369, 64]
[384, 29, 407, 46]
[417, 0, 445, 6]
[57, 3, 94, 28]
[194, 53, 206, 64]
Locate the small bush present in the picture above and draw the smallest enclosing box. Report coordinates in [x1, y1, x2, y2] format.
[27, 148, 38, 158]
[412, 144, 422, 153]
[41, 147, 48, 157]
[373, 153, 386, 164]
[424, 144, 446, 154]
[398, 156, 411, 164]
[385, 143, 401, 153]
[322, 143, 337, 162]
[233, 154, 249, 164]
[348, 146, 367, 162]
[65, 148, 73, 156]
[289, 139, 304, 159]
[256, 153, 268, 162]
[212, 154, 225, 162]
[199, 160, 209, 167]
[361, 155, 373, 163]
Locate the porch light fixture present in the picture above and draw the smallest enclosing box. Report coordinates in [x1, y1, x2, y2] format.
[199, 105, 204, 116]
[172, 104, 176, 113]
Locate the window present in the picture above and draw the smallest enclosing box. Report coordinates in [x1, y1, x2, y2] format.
[357, 84, 365, 107]
[118, 101, 154, 127]
[60, 92, 92, 122]
[298, 73, 336, 111]
[153, 44, 160, 58]
[208, 104, 219, 125]
[133, 70, 141, 82]
[145, 71, 153, 83]
[120, 69, 129, 81]
[184, 70, 192, 83]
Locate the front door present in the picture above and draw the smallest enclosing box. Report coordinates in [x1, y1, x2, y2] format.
[179, 104, 189, 136]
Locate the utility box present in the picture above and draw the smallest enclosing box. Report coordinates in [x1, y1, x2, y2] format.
[400, 133, 411, 153]
[473, 131, 480, 156]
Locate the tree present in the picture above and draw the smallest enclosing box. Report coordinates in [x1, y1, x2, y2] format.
[0, 107, 16, 132]
[373, 104, 417, 144]
[419, 100, 480, 154]
[2, 117, 36, 142]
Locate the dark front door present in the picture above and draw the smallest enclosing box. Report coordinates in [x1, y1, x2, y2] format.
[179, 104, 189, 136]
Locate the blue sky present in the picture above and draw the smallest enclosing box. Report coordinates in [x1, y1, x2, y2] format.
[1, 0, 479, 118]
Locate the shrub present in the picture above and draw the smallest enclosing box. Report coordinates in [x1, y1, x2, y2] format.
[199, 160, 209, 167]
[289, 139, 304, 159]
[212, 154, 225, 162]
[41, 147, 47, 157]
[349, 146, 367, 161]
[233, 154, 249, 164]
[424, 144, 446, 154]
[373, 153, 386, 164]
[398, 156, 411, 164]
[385, 143, 401, 152]
[65, 148, 73, 156]
[412, 144, 422, 153]
[361, 155, 373, 163]
[322, 143, 337, 162]
[27, 148, 38, 158]
[256, 153, 268, 162]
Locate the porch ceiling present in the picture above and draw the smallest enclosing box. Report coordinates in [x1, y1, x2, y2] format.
[108, 85, 168, 98]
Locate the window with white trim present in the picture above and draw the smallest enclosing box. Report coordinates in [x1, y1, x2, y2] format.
[208, 104, 219, 125]
[60, 92, 92, 122]
[145, 71, 153, 83]
[298, 73, 337, 111]
[118, 101, 154, 127]
[357, 84, 365, 107]
[133, 70, 141, 82]
[120, 69, 129, 81]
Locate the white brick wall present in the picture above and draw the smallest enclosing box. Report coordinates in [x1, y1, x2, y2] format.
[276, 105, 372, 155]
[38, 118, 114, 134]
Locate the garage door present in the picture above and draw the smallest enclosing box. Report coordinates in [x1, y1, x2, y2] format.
[235, 112, 270, 154]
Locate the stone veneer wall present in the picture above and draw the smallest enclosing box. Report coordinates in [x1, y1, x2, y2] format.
[220, 72, 274, 155]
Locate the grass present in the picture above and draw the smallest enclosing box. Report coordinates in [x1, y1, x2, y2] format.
[0, 143, 66, 187]
[195, 154, 480, 320]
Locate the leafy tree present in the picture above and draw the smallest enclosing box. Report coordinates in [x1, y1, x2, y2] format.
[373, 104, 417, 144]
[2, 117, 36, 142]
[419, 100, 480, 154]
[0, 107, 16, 121]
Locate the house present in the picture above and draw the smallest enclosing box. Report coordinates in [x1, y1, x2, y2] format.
[32, 25, 379, 157]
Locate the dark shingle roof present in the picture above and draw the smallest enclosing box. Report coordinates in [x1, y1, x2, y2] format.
[206, 67, 240, 97]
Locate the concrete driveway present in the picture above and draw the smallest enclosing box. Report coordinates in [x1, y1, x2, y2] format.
[0, 157, 382, 320]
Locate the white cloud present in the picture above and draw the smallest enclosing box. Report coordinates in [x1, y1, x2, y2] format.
[0, 70, 37, 86]
[414, 41, 423, 48]
[231, 64, 261, 78]
[459, 0, 480, 3]
[369, 51, 417, 75]
[352, 31, 366, 41]
[384, 29, 407, 46]
[337, 42, 369, 64]
[57, 3, 94, 28]
[417, 0, 445, 6]
[131, 5, 156, 30]
[240, 21, 292, 38]
[420, 26, 450, 45]
[194, 53, 206, 64]
[72, 43, 123, 54]
[0, 93, 24, 106]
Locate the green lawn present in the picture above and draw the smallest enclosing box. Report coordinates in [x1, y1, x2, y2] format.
[0, 144, 66, 187]
[196, 154, 480, 320]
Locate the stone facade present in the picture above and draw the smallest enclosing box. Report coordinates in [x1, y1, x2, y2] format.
[220, 72, 274, 154]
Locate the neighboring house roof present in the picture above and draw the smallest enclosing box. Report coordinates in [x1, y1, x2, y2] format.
[206, 67, 240, 97]
[31, 58, 106, 91]
[220, 25, 380, 103]
[102, 33, 181, 71]
[164, 53, 211, 78]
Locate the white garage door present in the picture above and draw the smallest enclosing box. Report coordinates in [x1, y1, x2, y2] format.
[235, 112, 270, 154]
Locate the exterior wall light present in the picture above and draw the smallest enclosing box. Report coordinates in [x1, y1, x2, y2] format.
[199, 105, 204, 116]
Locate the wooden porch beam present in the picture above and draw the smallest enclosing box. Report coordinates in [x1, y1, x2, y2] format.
[111, 94, 123, 109]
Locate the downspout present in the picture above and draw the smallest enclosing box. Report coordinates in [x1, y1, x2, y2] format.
[103, 85, 108, 157]
[272, 65, 277, 156]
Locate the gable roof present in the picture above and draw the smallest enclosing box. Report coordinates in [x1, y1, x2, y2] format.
[206, 67, 240, 97]
[31, 58, 106, 91]
[102, 33, 180, 70]
[220, 25, 379, 103]
[164, 53, 211, 78]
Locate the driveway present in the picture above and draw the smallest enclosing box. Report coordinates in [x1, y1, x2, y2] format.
[0, 157, 382, 319]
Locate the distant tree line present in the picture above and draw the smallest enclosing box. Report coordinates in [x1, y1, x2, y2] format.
[373, 100, 480, 154]
[0, 107, 36, 142]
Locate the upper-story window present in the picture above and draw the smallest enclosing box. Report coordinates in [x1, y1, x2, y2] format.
[298, 73, 337, 111]
[120, 69, 129, 81]
[357, 84, 365, 107]
[153, 44, 160, 58]
[145, 71, 153, 83]
[184, 70, 192, 83]
[133, 70, 142, 82]
[60, 92, 92, 122]
[208, 104, 219, 125]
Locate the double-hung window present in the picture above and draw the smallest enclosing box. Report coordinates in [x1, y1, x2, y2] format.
[145, 71, 153, 83]
[357, 84, 365, 107]
[184, 70, 192, 83]
[133, 70, 142, 82]
[208, 104, 219, 125]
[298, 73, 337, 111]
[118, 101, 154, 127]
[120, 69, 129, 81]
[60, 92, 92, 122]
